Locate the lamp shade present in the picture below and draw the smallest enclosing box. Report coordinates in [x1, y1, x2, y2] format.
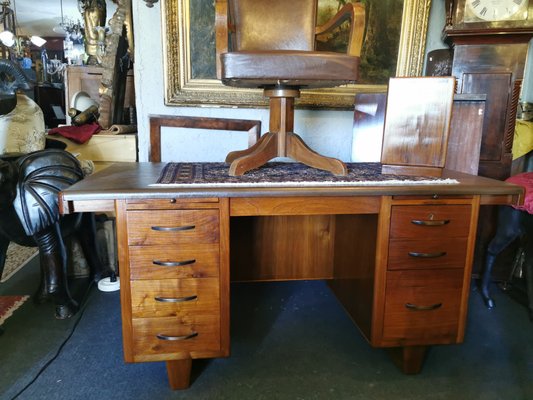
[0, 31, 15, 47]
[30, 36, 47, 47]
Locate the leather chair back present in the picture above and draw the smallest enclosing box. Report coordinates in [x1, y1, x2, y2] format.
[228, 0, 317, 51]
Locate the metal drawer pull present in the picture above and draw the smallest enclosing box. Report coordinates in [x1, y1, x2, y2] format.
[154, 295, 198, 303]
[152, 259, 196, 267]
[408, 251, 447, 258]
[151, 225, 196, 232]
[156, 332, 198, 341]
[411, 219, 450, 226]
[405, 302, 442, 311]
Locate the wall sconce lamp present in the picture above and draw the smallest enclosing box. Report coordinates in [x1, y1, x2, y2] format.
[0, 1, 46, 57]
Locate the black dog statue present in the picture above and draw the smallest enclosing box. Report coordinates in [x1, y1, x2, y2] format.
[0, 149, 109, 319]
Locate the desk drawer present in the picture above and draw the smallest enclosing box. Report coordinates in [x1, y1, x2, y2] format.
[390, 205, 471, 239]
[131, 313, 221, 359]
[128, 244, 219, 280]
[127, 210, 219, 245]
[130, 278, 219, 318]
[383, 269, 463, 343]
[388, 238, 467, 270]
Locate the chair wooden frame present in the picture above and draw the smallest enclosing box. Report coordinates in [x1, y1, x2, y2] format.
[215, 0, 365, 175]
[215, 0, 365, 79]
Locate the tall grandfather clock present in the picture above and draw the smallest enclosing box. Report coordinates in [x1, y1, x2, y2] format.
[444, 0, 533, 279]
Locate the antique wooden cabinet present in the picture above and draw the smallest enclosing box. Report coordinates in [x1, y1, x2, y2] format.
[64, 65, 135, 125]
[443, 0, 533, 179]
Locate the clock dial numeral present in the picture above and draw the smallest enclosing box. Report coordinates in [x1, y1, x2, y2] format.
[465, 0, 529, 22]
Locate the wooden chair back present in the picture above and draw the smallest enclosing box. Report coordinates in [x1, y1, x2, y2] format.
[228, 0, 317, 52]
[215, 0, 365, 79]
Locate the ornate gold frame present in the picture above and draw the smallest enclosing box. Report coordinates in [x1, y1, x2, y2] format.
[162, 0, 432, 109]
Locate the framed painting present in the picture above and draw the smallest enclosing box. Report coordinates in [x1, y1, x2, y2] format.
[162, 0, 432, 109]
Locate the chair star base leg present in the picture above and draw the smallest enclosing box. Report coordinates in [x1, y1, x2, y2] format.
[226, 88, 347, 177]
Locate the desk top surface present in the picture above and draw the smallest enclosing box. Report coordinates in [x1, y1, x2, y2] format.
[59, 162, 524, 205]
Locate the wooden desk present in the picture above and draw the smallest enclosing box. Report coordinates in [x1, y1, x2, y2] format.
[59, 163, 524, 390]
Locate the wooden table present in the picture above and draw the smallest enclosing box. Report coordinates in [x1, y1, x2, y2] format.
[59, 162, 524, 390]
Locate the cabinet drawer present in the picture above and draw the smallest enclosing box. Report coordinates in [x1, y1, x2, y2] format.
[383, 269, 463, 343]
[129, 244, 219, 280]
[130, 278, 219, 318]
[390, 205, 471, 239]
[131, 313, 221, 359]
[127, 210, 219, 245]
[388, 238, 467, 270]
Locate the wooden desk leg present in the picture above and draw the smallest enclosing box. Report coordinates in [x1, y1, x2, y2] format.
[166, 359, 192, 390]
[387, 346, 428, 374]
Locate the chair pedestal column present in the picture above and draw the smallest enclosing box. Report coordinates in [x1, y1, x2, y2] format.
[226, 88, 347, 176]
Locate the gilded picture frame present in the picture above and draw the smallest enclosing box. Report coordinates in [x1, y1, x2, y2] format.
[162, 0, 432, 109]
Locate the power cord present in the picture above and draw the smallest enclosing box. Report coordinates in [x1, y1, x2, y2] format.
[10, 281, 96, 400]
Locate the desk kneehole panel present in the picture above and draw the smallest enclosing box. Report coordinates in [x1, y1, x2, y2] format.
[382, 204, 472, 345]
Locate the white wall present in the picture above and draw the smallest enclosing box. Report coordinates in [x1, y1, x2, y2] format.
[522, 40, 533, 103]
[132, 1, 354, 163]
[424, 0, 448, 58]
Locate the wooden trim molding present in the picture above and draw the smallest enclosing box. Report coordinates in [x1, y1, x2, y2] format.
[148, 115, 261, 162]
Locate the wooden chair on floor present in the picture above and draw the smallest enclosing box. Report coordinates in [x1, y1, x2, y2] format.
[216, 0, 365, 176]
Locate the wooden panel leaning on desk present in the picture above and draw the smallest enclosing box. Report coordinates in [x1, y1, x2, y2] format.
[58, 163, 524, 390]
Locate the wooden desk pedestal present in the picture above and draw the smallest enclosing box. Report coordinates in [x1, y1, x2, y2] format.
[59, 163, 523, 389]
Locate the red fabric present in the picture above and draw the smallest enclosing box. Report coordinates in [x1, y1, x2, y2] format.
[48, 122, 101, 144]
[506, 172, 533, 214]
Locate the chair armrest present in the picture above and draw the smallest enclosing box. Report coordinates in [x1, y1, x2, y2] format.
[315, 2, 365, 57]
[215, 0, 229, 79]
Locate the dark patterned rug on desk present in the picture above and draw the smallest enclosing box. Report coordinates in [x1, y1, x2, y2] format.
[153, 162, 458, 187]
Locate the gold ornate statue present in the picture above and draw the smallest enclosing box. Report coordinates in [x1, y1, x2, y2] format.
[79, 0, 107, 65]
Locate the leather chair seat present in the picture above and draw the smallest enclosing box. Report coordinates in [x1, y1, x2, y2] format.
[221, 50, 360, 88]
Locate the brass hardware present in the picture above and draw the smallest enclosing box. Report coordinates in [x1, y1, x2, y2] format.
[154, 295, 198, 303]
[152, 259, 196, 267]
[151, 225, 195, 231]
[156, 332, 198, 341]
[405, 302, 442, 311]
[408, 251, 447, 258]
[411, 219, 450, 226]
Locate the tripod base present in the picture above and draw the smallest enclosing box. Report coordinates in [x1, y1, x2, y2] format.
[226, 88, 347, 176]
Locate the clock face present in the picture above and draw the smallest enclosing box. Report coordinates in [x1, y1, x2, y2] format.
[465, 0, 529, 22]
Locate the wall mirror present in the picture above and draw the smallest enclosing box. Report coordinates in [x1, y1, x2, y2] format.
[162, 0, 432, 109]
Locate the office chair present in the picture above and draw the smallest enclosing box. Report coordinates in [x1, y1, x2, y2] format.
[216, 0, 365, 176]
